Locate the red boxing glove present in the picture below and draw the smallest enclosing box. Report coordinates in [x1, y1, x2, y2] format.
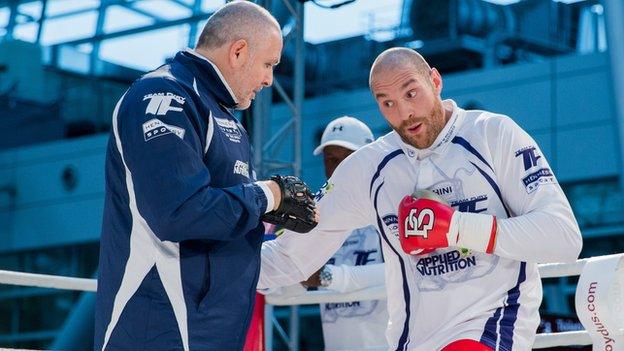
[398, 190, 498, 255]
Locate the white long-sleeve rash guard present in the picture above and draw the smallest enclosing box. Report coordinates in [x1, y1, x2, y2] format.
[259, 99, 582, 351]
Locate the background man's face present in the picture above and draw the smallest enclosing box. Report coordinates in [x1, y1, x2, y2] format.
[323, 145, 354, 179]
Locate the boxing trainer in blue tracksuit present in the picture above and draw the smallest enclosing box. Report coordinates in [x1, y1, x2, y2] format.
[95, 49, 271, 350]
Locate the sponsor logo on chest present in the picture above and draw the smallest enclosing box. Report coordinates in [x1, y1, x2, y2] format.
[432, 186, 453, 196]
[450, 195, 488, 213]
[215, 117, 242, 143]
[382, 214, 399, 238]
[415, 250, 477, 276]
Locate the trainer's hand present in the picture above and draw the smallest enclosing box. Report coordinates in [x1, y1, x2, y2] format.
[261, 175, 318, 233]
[398, 190, 497, 255]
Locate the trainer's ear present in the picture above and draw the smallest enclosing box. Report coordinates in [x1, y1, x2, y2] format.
[229, 39, 249, 69]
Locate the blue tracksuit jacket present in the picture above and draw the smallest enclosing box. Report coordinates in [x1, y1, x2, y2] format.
[94, 49, 268, 351]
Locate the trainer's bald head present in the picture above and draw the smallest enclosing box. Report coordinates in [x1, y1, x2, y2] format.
[196, 1, 281, 51]
[369, 48, 431, 89]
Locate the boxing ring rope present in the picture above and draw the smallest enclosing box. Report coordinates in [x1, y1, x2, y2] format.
[0, 257, 615, 349]
[0, 269, 97, 292]
[265, 259, 594, 306]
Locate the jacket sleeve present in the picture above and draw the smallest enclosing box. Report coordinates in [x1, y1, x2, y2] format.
[258, 153, 373, 289]
[488, 115, 582, 263]
[112, 77, 267, 242]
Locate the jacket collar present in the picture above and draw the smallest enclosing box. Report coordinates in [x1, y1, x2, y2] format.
[394, 99, 463, 162]
[177, 48, 239, 108]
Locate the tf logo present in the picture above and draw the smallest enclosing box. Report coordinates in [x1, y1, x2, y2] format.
[404, 208, 435, 238]
[515, 146, 541, 171]
[143, 92, 185, 116]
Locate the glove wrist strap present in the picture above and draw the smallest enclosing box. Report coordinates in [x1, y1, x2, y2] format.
[255, 182, 275, 213]
[453, 212, 497, 254]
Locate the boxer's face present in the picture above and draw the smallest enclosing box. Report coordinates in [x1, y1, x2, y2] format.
[371, 68, 446, 149]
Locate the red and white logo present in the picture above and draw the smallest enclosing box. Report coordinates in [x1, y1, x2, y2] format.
[404, 208, 435, 238]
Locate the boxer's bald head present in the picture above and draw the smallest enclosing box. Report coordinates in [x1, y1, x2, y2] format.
[369, 47, 431, 89]
[369, 47, 448, 149]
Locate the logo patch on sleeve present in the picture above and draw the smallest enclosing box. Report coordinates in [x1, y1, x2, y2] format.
[515, 146, 542, 171]
[214, 117, 242, 143]
[142, 118, 185, 141]
[143, 93, 185, 116]
[515, 146, 556, 192]
[522, 167, 556, 193]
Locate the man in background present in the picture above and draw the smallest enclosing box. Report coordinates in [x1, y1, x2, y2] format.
[305, 116, 388, 350]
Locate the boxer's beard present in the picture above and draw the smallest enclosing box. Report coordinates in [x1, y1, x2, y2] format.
[395, 98, 446, 149]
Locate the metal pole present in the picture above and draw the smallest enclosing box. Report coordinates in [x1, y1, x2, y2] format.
[187, 0, 203, 47]
[253, 0, 268, 178]
[90, 0, 108, 75]
[253, 0, 275, 180]
[293, 0, 305, 178]
[602, 0, 624, 193]
[5, 0, 18, 40]
[288, 305, 299, 351]
[399, 0, 412, 37]
[36, 0, 48, 44]
[287, 3, 305, 350]
[253, 89, 273, 177]
[256, 0, 305, 348]
[55, 12, 213, 47]
[255, 1, 295, 349]
[50, 291, 96, 350]
[264, 303, 274, 350]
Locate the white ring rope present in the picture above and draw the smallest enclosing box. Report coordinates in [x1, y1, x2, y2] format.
[537, 258, 588, 278]
[0, 269, 97, 292]
[266, 285, 387, 305]
[533, 331, 593, 348]
[0, 258, 615, 348]
[264, 259, 594, 306]
[0, 260, 589, 298]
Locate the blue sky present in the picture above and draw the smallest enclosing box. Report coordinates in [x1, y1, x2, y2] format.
[0, 0, 403, 70]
